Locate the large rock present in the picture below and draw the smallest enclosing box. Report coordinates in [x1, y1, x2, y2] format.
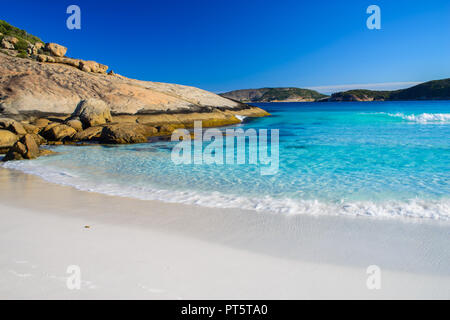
[29, 133, 46, 145]
[2, 134, 39, 161]
[0, 50, 264, 117]
[4, 36, 19, 45]
[33, 118, 51, 128]
[65, 118, 83, 131]
[41, 124, 76, 141]
[99, 123, 156, 144]
[22, 123, 41, 134]
[79, 60, 108, 74]
[72, 126, 104, 141]
[2, 142, 27, 161]
[0, 129, 19, 149]
[0, 118, 27, 135]
[54, 56, 81, 68]
[27, 42, 44, 55]
[37, 54, 56, 63]
[41, 122, 60, 133]
[1, 38, 14, 50]
[45, 43, 67, 57]
[21, 134, 40, 158]
[34, 42, 44, 50]
[72, 99, 112, 128]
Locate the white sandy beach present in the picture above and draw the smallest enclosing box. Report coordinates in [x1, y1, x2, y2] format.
[0, 167, 449, 299]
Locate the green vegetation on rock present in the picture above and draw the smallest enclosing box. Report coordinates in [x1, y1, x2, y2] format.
[0, 20, 43, 44]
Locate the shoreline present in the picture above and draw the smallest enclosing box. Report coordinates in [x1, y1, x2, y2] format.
[3, 155, 449, 221]
[0, 167, 449, 299]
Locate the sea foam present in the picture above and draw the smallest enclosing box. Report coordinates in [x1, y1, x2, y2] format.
[367, 112, 450, 123]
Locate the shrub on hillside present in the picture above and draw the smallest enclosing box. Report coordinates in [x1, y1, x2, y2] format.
[0, 20, 43, 45]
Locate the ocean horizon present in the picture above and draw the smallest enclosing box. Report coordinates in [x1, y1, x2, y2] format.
[3, 100, 450, 221]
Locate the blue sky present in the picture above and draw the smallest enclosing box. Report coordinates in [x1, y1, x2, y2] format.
[2, 0, 450, 93]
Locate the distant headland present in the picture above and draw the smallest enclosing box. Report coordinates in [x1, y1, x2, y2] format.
[0, 20, 269, 161]
[221, 79, 450, 103]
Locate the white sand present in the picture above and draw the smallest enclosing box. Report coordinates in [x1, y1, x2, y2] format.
[0, 167, 449, 299]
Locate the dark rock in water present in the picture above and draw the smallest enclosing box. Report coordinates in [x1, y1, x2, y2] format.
[39, 149, 57, 157]
[21, 134, 40, 158]
[128, 147, 159, 152]
[3, 141, 27, 161]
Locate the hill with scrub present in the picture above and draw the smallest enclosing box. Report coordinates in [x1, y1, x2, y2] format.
[323, 79, 450, 102]
[220, 87, 328, 102]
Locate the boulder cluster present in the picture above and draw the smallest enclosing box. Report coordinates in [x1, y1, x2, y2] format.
[1, 35, 109, 74]
[0, 99, 176, 162]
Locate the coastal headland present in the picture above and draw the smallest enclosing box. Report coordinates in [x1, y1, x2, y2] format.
[0, 20, 269, 161]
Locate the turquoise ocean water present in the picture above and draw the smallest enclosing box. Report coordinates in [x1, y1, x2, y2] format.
[3, 101, 450, 220]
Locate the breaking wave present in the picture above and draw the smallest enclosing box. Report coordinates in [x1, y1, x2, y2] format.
[3, 161, 449, 221]
[365, 112, 450, 123]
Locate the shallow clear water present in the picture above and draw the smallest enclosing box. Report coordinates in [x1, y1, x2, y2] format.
[3, 101, 450, 220]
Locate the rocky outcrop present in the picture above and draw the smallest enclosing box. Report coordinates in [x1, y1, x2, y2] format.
[45, 43, 67, 57]
[22, 123, 41, 134]
[79, 61, 108, 74]
[29, 133, 46, 145]
[0, 129, 18, 151]
[65, 118, 83, 131]
[0, 52, 264, 116]
[2, 141, 27, 160]
[1, 37, 15, 49]
[0, 118, 27, 135]
[2, 133, 39, 161]
[0, 20, 270, 161]
[3, 36, 19, 45]
[99, 123, 157, 144]
[72, 99, 112, 128]
[27, 42, 43, 56]
[36, 55, 108, 74]
[34, 118, 51, 128]
[41, 124, 77, 141]
[72, 126, 104, 141]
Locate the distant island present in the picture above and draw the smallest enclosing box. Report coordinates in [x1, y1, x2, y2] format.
[221, 79, 450, 103]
